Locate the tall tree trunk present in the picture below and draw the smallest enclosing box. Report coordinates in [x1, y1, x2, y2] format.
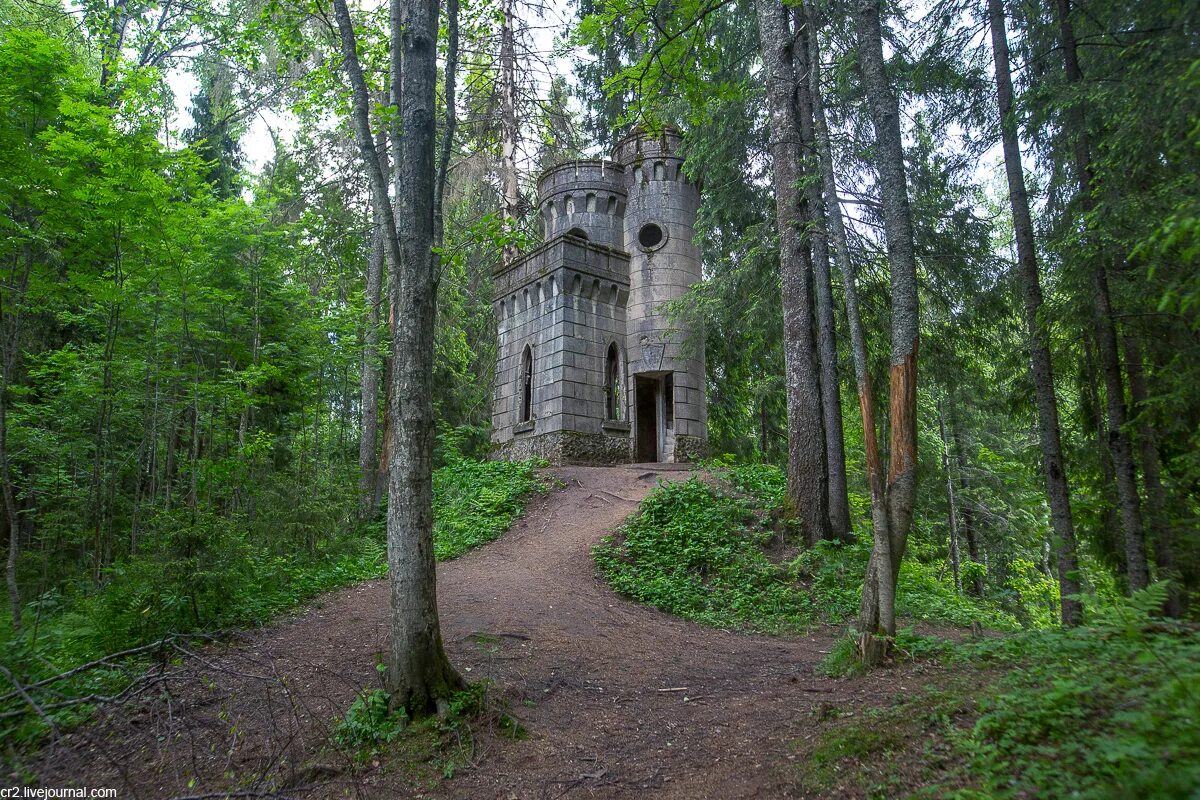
[387, 0, 465, 711]
[433, 0, 459, 255]
[794, 5, 851, 541]
[988, 0, 1081, 624]
[853, 0, 920, 664]
[2, 383, 21, 633]
[1, 248, 30, 632]
[1123, 335, 1182, 615]
[807, 0, 890, 557]
[359, 122, 388, 517]
[333, 0, 463, 714]
[755, 0, 829, 546]
[499, 0, 521, 266]
[1080, 338, 1123, 571]
[937, 398, 962, 593]
[951, 423, 985, 596]
[1054, 0, 1148, 592]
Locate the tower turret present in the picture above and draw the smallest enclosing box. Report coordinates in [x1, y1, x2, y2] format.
[537, 160, 626, 248]
[614, 127, 707, 462]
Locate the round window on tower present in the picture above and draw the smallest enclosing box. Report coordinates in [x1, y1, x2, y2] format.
[638, 222, 665, 250]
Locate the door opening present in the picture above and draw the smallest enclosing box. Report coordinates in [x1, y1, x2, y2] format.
[635, 376, 659, 462]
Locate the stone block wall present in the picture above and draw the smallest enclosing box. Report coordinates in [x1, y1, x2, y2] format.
[617, 128, 708, 461]
[492, 238, 633, 458]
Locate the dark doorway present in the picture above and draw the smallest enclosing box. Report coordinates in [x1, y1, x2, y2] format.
[635, 376, 658, 462]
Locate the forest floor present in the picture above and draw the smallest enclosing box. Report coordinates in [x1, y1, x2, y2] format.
[35, 465, 953, 799]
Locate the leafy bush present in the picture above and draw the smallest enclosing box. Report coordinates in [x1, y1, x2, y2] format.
[333, 689, 409, 751]
[820, 627, 956, 678]
[433, 457, 549, 559]
[958, 584, 1200, 798]
[598, 465, 1018, 634]
[594, 477, 816, 632]
[801, 585, 1200, 798]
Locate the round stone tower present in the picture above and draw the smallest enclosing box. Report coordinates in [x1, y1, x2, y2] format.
[536, 160, 626, 249]
[613, 127, 707, 462]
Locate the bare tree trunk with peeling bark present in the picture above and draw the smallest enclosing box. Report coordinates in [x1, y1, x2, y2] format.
[801, 3, 888, 554]
[755, 0, 830, 546]
[333, 0, 464, 714]
[807, 0, 890, 563]
[987, 0, 1081, 624]
[852, 0, 920, 665]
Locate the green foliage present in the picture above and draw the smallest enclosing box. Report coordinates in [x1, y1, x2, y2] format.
[959, 585, 1200, 798]
[897, 557, 1020, 631]
[595, 476, 816, 633]
[331, 681, 516, 785]
[800, 586, 1200, 798]
[432, 458, 548, 560]
[596, 466, 1016, 634]
[795, 679, 979, 798]
[820, 628, 956, 678]
[333, 689, 409, 751]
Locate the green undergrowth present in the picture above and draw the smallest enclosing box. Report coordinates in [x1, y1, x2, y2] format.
[797, 584, 1200, 799]
[594, 465, 1016, 633]
[329, 679, 524, 789]
[433, 457, 551, 559]
[0, 458, 547, 753]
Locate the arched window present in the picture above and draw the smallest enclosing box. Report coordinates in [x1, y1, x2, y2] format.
[605, 343, 621, 421]
[520, 345, 533, 423]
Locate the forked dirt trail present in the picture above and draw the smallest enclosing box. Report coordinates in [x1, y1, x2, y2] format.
[41, 466, 895, 799]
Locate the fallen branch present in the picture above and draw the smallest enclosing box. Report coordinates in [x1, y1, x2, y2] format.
[0, 631, 231, 705]
[0, 663, 60, 736]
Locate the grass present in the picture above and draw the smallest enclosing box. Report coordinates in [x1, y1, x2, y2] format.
[796, 677, 981, 798]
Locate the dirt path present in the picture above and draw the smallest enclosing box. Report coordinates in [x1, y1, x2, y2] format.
[38, 466, 903, 799]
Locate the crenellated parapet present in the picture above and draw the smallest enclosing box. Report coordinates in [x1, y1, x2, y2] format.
[536, 160, 627, 249]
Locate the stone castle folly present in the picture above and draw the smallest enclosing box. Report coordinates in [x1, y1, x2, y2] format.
[490, 127, 708, 464]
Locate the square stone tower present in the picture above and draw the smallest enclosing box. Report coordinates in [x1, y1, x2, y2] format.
[490, 127, 708, 464]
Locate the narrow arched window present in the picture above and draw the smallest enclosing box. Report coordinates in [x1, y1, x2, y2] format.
[521, 345, 533, 423]
[605, 343, 621, 421]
